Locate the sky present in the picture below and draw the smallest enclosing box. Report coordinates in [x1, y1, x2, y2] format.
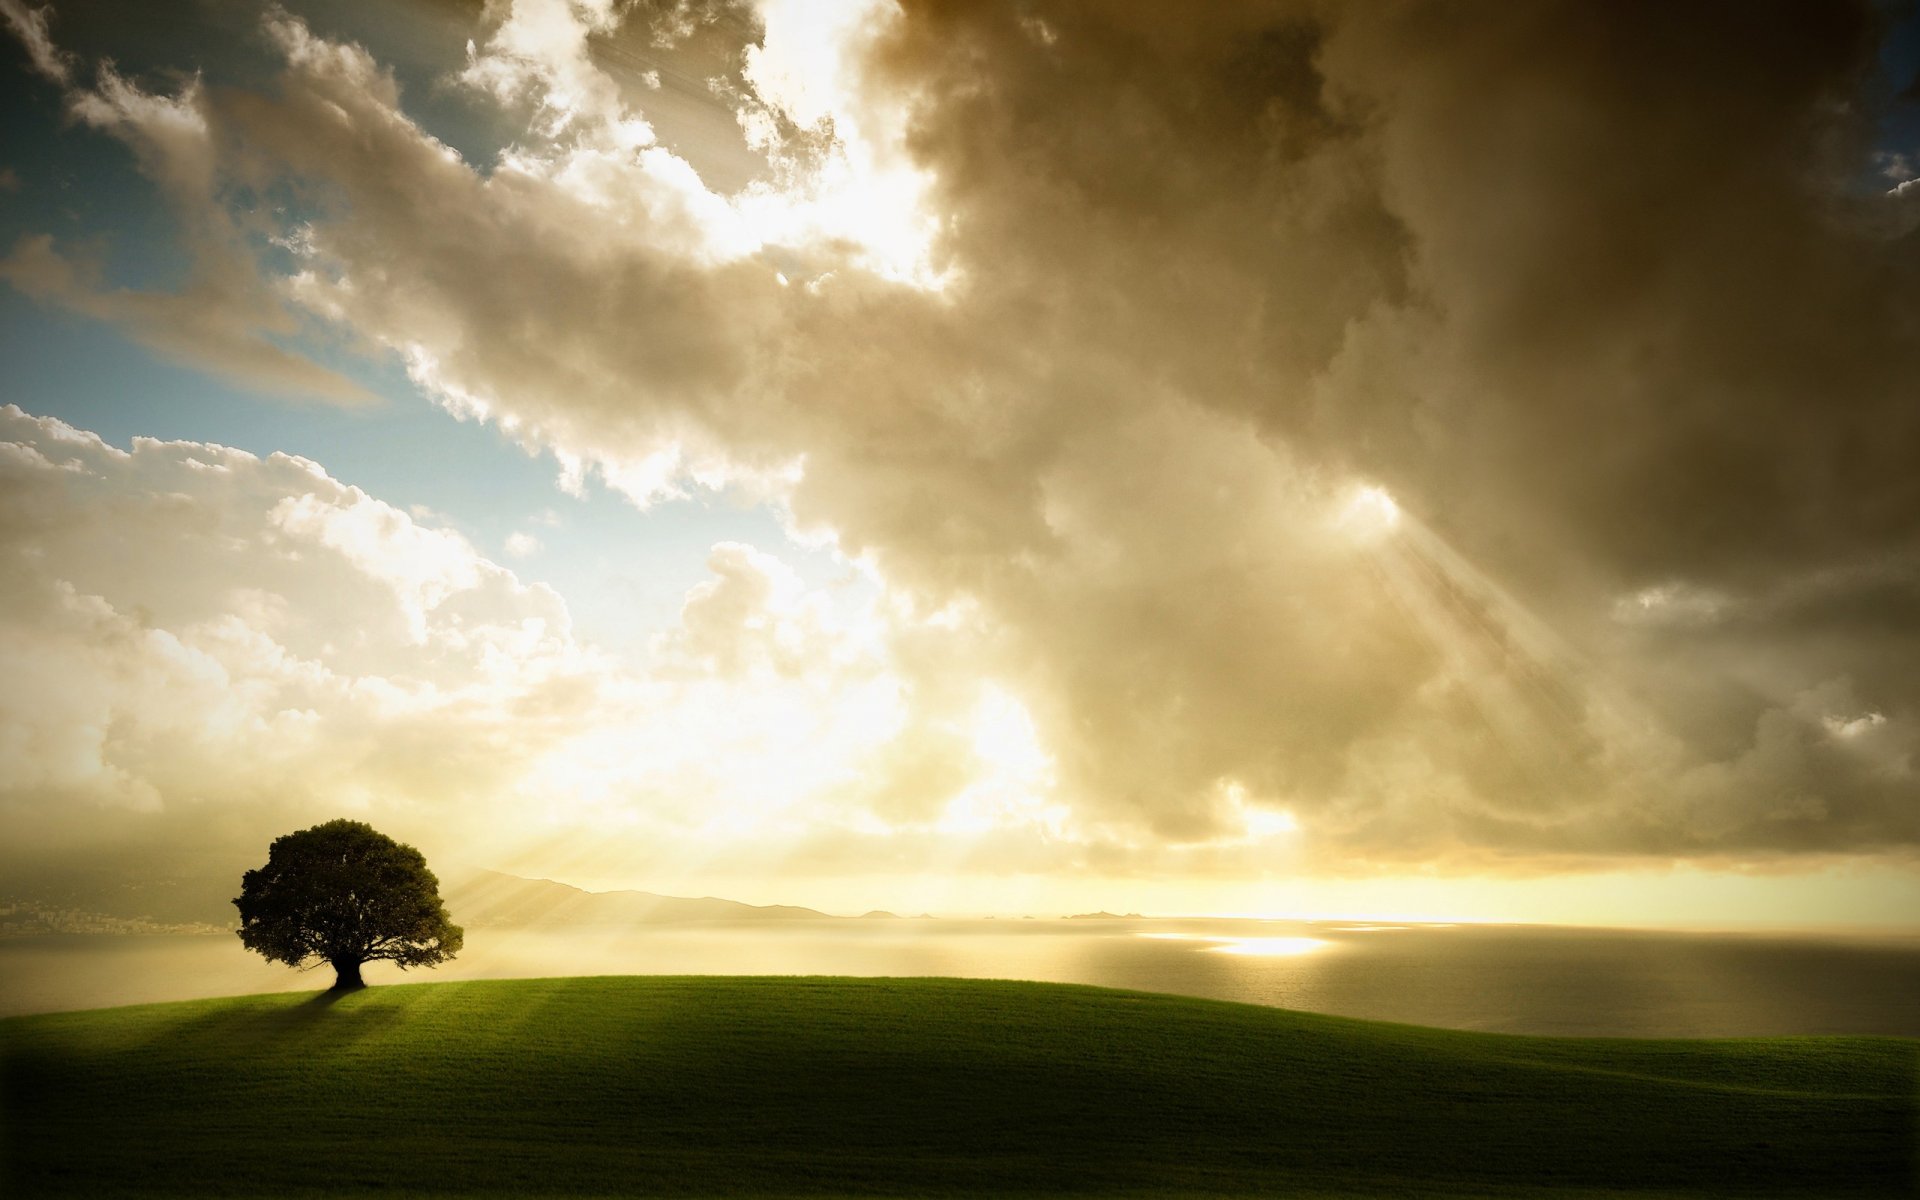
[1, 0, 1918, 927]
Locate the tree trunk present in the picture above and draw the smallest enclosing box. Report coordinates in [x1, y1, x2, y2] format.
[330, 957, 366, 991]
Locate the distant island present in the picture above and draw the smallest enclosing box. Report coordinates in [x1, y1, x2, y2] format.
[448, 871, 958, 927]
[448, 870, 845, 926]
[4, 864, 1152, 933]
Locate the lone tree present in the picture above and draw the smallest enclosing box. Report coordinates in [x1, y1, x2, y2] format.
[234, 819, 463, 991]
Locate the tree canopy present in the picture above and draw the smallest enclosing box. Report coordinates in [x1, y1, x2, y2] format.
[234, 819, 463, 990]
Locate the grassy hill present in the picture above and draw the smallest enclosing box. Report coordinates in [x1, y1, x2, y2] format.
[2, 976, 1913, 1198]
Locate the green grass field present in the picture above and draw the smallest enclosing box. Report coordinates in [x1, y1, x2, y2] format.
[2, 976, 1914, 1198]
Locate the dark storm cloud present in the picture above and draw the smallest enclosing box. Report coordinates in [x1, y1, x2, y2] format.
[880, 1, 1917, 588]
[843, 0, 1920, 860]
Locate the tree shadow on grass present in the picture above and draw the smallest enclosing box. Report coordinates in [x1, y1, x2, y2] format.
[152, 986, 407, 1054]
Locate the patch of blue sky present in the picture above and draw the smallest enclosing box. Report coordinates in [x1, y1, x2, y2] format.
[0, 51, 188, 292]
[0, 283, 851, 660]
[0, 0, 511, 281]
[0, 1, 852, 660]
[1873, 2, 1920, 178]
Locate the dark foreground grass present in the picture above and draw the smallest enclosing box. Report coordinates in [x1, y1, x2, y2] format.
[2, 976, 1914, 1198]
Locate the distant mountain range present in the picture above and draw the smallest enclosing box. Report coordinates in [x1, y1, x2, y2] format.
[446, 870, 845, 927]
[0, 859, 973, 933]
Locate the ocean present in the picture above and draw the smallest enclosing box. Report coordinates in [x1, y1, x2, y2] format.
[3, 918, 1916, 1036]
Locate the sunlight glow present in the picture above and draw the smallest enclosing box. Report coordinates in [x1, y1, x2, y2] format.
[1137, 932, 1330, 957]
[734, 0, 944, 286]
[1823, 711, 1887, 740]
[937, 685, 1063, 837]
[1222, 781, 1298, 842]
[1206, 936, 1329, 957]
[970, 685, 1050, 779]
[1339, 484, 1401, 538]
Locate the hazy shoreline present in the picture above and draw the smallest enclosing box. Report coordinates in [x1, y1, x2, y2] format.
[5, 919, 1917, 1037]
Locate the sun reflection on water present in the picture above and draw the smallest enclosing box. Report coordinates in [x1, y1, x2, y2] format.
[1207, 936, 1328, 957]
[1136, 932, 1330, 957]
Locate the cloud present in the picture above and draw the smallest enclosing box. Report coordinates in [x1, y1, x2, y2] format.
[0, 29, 371, 404]
[0, 405, 1093, 899]
[0, 0, 72, 83]
[5, 0, 1919, 877]
[0, 407, 585, 833]
[0, 233, 373, 404]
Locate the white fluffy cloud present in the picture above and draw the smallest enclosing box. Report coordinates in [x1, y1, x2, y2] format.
[0, 406, 582, 825]
[0, 406, 1083, 884]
